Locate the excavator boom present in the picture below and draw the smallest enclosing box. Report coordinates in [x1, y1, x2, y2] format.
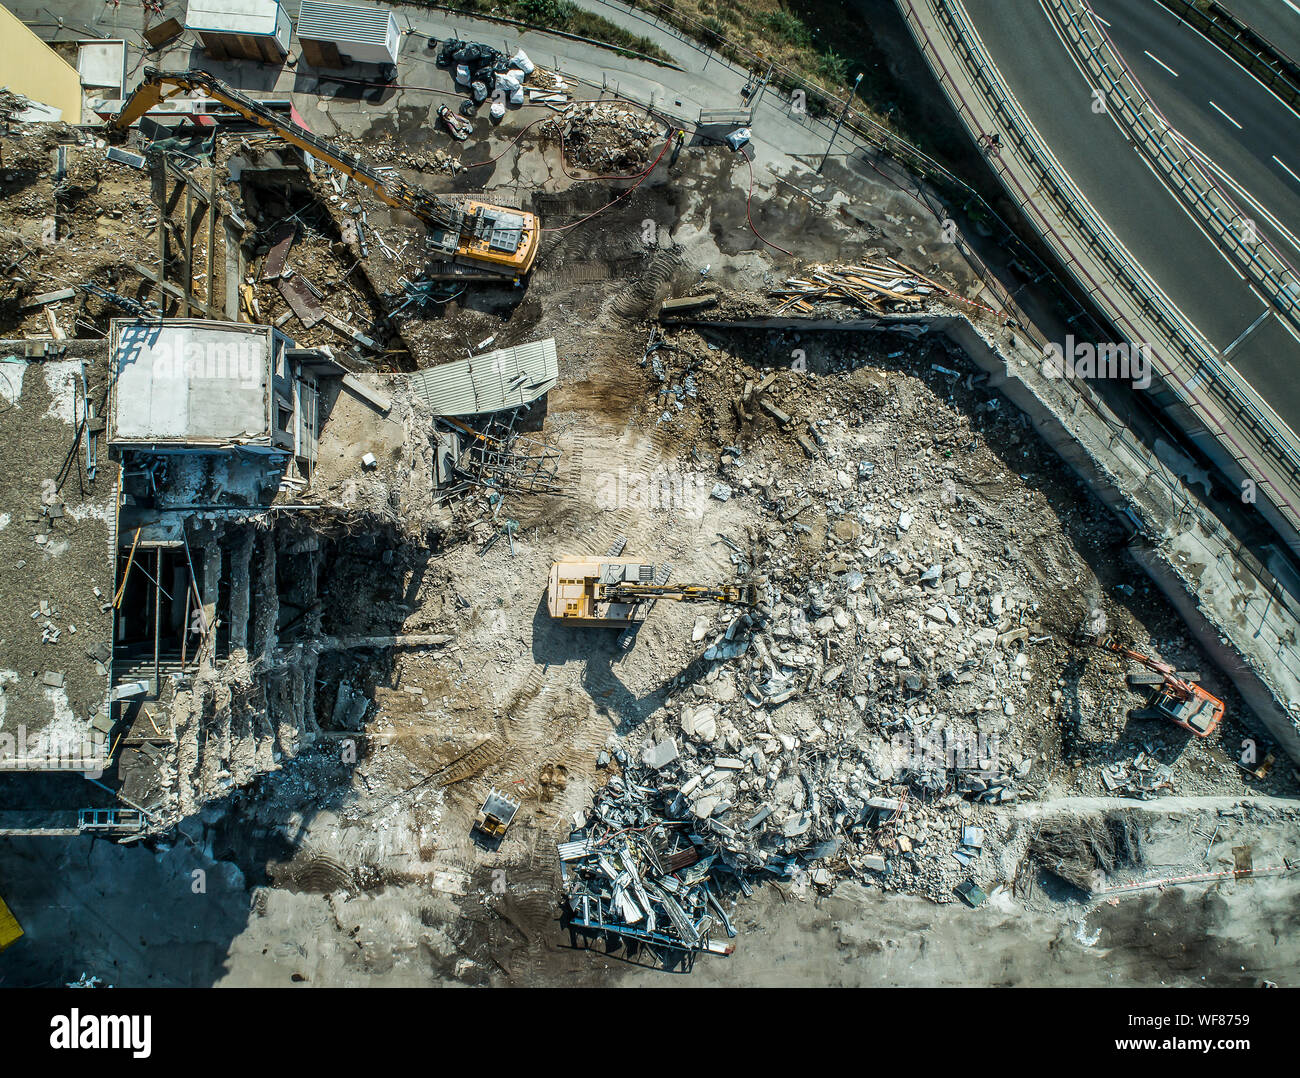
[548, 557, 755, 628]
[600, 582, 754, 605]
[110, 68, 538, 278]
[1088, 636, 1225, 738]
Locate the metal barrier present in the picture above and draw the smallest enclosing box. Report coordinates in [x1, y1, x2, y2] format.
[914, 0, 1300, 539]
[1157, 0, 1300, 111]
[1047, 0, 1300, 336]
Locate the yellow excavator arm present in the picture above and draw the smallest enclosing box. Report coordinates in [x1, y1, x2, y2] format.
[111, 68, 539, 278]
[598, 581, 756, 606]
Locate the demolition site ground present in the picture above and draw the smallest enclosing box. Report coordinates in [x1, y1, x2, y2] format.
[1, 76, 1298, 988]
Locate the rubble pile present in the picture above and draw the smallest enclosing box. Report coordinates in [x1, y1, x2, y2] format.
[608, 324, 1272, 901]
[1099, 752, 1173, 799]
[540, 102, 665, 172]
[332, 128, 464, 175]
[626, 527, 1028, 902]
[0, 88, 33, 123]
[1, 126, 165, 332]
[560, 747, 782, 957]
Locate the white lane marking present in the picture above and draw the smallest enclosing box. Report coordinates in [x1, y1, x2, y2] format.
[1223, 307, 1273, 358]
[1209, 100, 1243, 129]
[1143, 49, 1179, 77]
[1274, 154, 1300, 187]
[1172, 127, 1300, 259]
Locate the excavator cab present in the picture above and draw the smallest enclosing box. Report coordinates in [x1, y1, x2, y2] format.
[1082, 634, 1225, 739]
[1132, 685, 1223, 738]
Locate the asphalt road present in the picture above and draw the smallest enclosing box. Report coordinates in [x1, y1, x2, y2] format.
[962, 0, 1300, 436]
[1089, 0, 1300, 265]
[1221, 0, 1300, 62]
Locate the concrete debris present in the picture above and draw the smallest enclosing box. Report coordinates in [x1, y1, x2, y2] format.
[3, 41, 1296, 992]
[1099, 752, 1174, 799]
[538, 101, 664, 172]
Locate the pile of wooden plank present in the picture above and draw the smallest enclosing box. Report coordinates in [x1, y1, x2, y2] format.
[769, 258, 949, 314]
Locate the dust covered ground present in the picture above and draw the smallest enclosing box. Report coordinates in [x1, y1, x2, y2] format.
[1, 89, 1297, 988]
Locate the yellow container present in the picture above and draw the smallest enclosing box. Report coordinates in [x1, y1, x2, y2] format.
[0, 895, 23, 951]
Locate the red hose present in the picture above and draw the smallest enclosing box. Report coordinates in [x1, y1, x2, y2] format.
[744, 154, 793, 257]
[541, 135, 673, 233]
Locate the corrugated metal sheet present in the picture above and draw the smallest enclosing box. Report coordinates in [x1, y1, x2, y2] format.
[405, 338, 558, 416]
[296, 0, 393, 44]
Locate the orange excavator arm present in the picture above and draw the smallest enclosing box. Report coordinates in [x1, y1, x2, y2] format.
[1097, 639, 1195, 699]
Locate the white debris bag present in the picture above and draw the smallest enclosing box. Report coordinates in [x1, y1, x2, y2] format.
[455, 63, 472, 85]
[489, 99, 506, 121]
[509, 48, 535, 75]
[725, 127, 752, 152]
[509, 86, 524, 106]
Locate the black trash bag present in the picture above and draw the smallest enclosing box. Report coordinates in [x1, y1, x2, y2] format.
[436, 38, 463, 66]
[470, 79, 489, 104]
[453, 42, 487, 65]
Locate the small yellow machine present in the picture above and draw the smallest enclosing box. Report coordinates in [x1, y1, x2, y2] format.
[109, 68, 538, 279]
[473, 788, 520, 840]
[548, 557, 755, 629]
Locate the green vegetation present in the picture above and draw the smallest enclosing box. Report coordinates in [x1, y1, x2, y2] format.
[816, 47, 849, 85]
[759, 9, 812, 49]
[420, 0, 675, 63]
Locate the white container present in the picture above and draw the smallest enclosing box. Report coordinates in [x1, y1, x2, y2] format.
[296, 0, 401, 66]
[186, 0, 291, 61]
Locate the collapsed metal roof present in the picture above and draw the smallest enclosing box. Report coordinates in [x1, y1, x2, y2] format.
[404, 338, 558, 416]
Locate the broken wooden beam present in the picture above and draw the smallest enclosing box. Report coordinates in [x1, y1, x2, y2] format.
[341, 373, 391, 415]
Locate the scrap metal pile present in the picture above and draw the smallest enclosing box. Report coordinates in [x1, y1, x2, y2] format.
[770, 259, 949, 314]
[559, 743, 838, 957]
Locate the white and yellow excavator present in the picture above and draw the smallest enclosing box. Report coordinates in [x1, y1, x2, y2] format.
[548, 556, 756, 629]
[108, 67, 539, 280]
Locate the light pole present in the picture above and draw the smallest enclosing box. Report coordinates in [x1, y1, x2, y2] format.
[818, 71, 862, 174]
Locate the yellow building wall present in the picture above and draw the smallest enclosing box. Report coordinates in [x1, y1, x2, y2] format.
[0, 4, 83, 120]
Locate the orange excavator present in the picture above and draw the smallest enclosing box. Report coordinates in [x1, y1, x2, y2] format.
[1090, 637, 1225, 738]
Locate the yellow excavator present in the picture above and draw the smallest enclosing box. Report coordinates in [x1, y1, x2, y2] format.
[548, 556, 756, 629]
[108, 68, 539, 280]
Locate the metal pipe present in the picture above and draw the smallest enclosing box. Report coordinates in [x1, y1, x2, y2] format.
[818, 73, 862, 174]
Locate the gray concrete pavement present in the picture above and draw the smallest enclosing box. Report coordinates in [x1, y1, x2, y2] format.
[1089, 0, 1300, 265]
